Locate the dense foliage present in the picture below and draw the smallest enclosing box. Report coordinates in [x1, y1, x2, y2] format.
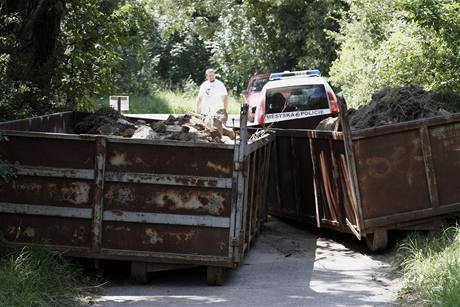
[0, 0, 459, 118]
[329, 0, 460, 107]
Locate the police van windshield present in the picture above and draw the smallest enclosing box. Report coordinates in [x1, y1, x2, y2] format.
[249, 77, 269, 92]
[265, 84, 329, 114]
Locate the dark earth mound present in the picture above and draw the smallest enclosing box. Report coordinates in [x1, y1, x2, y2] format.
[72, 107, 136, 137]
[349, 86, 460, 130]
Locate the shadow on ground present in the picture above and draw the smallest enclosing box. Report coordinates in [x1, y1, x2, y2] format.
[90, 217, 400, 307]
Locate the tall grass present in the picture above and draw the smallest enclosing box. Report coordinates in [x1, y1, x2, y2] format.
[396, 226, 460, 306]
[92, 90, 242, 114]
[0, 246, 95, 306]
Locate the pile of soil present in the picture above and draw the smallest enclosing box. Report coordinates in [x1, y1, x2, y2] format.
[72, 107, 237, 144]
[73, 107, 136, 137]
[348, 86, 460, 130]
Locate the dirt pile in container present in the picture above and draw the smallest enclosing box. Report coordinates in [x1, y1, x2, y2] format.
[73, 107, 137, 137]
[348, 86, 460, 130]
[73, 107, 237, 144]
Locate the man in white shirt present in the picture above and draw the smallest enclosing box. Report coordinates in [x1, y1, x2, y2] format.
[196, 68, 228, 123]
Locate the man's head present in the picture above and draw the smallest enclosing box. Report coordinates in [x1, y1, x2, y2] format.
[205, 68, 216, 82]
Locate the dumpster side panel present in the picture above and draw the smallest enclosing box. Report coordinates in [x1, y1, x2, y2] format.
[0, 136, 95, 169]
[0, 214, 92, 247]
[102, 222, 229, 256]
[94, 140, 235, 260]
[430, 122, 460, 205]
[354, 130, 431, 220]
[0, 112, 85, 133]
[103, 183, 232, 216]
[106, 142, 233, 177]
[0, 177, 93, 208]
[0, 112, 275, 270]
[0, 133, 96, 250]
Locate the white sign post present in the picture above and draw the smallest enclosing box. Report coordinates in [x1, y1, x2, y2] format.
[109, 96, 129, 112]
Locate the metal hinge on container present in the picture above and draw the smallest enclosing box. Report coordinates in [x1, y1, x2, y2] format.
[230, 238, 240, 247]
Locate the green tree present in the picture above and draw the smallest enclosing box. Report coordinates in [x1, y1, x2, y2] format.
[329, 0, 460, 107]
[0, 0, 65, 120]
[55, 0, 151, 111]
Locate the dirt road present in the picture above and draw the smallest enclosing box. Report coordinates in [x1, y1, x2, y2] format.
[94, 218, 400, 307]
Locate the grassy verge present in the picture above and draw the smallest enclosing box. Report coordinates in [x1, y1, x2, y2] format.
[396, 225, 460, 306]
[92, 90, 242, 114]
[0, 246, 96, 306]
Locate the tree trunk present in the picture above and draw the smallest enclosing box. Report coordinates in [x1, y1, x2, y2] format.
[1, 0, 65, 109]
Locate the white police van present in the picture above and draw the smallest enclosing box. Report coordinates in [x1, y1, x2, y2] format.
[254, 69, 339, 125]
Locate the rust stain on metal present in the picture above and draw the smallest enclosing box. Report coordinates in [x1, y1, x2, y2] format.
[59, 184, 91, 205]
[149, 191, 225, 215]
[72, 226, 87, 244]
[105, 224, 132, 232]
[365, 157, 391, 179]
[110, 152, 132, 166]
[432, 124, 460, 149]
[143, 228, 164, 245]
[10, 181, 91, 206]
[206, 161, 231, 175]
[219, 240, 226, 251]
[169, 230, 196, 241]
[23, 227, 36, 238]
[105, 186, 134, 204]
[12, 182, 42, 192]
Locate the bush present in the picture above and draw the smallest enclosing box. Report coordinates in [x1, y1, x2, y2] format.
[396, 226, 460, 306]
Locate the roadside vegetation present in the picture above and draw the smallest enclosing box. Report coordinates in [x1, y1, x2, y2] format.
[396, 225, 460, 306]
[1, 0, 460, 303]
[0, 246, 97, 306]
[91, 90, 242, 114]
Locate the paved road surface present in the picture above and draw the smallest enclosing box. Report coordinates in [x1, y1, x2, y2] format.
[94, 218, 400, 307]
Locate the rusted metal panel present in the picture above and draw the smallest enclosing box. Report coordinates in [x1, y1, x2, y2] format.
[16, 165, 94, 180]
[354, 130, 431, 220]
[0, 110, 274, 272]
[0, 203, 91, 219]
[0, 135, 95, 169]
[102, 211, 230, 228]
[0, 112, 86, 133]
[0, 214, 92, 247]
[105, 172, 232, 189]
[105, 142, 233, 178]
[101, 222, 229, 256]
[103, 183, 231, 217]
[0, 176, 93, 208]
[91, 137, 107, 253]
[419, 126, 440, 209]
[429, 122, 460, 206]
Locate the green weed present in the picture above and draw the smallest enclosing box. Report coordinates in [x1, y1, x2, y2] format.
[0, 246, 96, 307]
[396, 226, 460, 306]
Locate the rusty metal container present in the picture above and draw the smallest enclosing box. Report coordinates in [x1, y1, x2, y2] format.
[268, 102, 460, 251]
[0, 109, 274, 284]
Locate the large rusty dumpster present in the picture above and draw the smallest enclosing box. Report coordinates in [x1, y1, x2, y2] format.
[268, 102, 460, 251]
[0, 109, 274, 284]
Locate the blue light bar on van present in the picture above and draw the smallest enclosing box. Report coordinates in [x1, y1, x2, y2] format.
[269, 69, 321, 81]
